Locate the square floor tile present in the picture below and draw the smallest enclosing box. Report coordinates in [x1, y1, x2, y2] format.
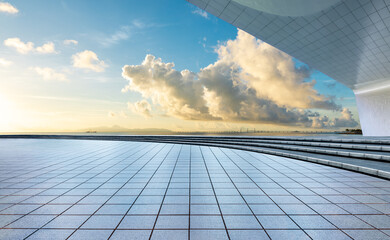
[366, 203, 390, 214]
[110, 230, 151, 240]
[28, 229, 74, 240]
[356, 215, 390, 228]
[223, 215, 262, 229]
[228, 230, 269, 240]
[267, 230, 310, 240]
[135, 196, 163, 205]
[64, 204, 101, 215]
[31, 204, 71, 215]
[244, 196, 273, 204]
[296, 195, 330, 204]
[78, 196, 111, 204]
[50, 196, 83, 204]
[118, 216, 156, 229]
[344, 230, 390, 240]
[324, 215, 373, 229]
[191, 196, 217, 204]
[151, 230, 187, 240]
[163, 196, 189, 204]
[160, 204, 189, 214]
[324, 196, 358, 204]
[257, 215, 299, 229]
[220, 204, 252, 215]
[337, 204, 382, 214]
[68, 229, 113, 240]
[305, 230, 351, 240]
[308, 204, 349, 214]
[155, 215, 188, 229]
[0, 229, 36, 240]
[250, 204, 284, 215]
[0, 214, 22, 228]
[217, 196, 246, 204]
[127, 205, 160, 215]
[8, 215, 55, 228]
[44, 215, 89, 229]
[107, 196, 136, 204]
[279, 204, 317, 215]
[81, 215, 123, 229]
[96, 204, 129, 215]
[290, 215, 336, 229]
[190, 230, 228, 240]
[191, 215, 224, 229]
[190, 204, 220, 215]
[0, 204, 40, 214]
[270, 196, 301, 204]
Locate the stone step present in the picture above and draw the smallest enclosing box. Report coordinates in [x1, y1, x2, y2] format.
[146, 139, 390, 180]
[143, 137, 390, 152]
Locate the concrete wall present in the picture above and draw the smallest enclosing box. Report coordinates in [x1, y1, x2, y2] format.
[355, 84, 390, 136]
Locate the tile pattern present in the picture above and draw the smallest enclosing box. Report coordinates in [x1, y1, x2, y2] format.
[188, 0, 390, 89]
[0, 139, 389, 239]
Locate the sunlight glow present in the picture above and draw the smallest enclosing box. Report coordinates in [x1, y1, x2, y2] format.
[0, 94, 16, 131]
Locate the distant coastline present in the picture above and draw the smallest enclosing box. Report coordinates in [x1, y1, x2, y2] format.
[0, 129, 362, 137]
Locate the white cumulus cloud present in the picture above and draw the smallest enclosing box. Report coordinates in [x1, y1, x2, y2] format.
[4, 38, 57, 54]
[4, 38, 34, 54]
[121, 30, 357, 129]
[215, 30, 339, 110]
[36, 42, 56, 54]
[128, 100, 152, 118]
[32, 67, 68, 81]
[72, 50, 107, 72]
[0, 58, 13, 66]
[0, 2, 18, 14]
[122, 55, 215, 120]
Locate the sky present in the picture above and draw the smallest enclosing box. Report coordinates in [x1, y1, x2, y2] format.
[0, 0, 359, 133]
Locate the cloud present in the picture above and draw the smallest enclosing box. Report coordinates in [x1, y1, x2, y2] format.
[72, 50, 107, 72]
[32, 67, 68, 81]
[101, 26, 131, 47]
[98, 20, 166, 47]
[108, 111, 128, 118]
[128, 100, 152, 118]
[192, 8, 209, 19]
[199, 37, 207, 48]
[64, 39, 78, 45]
[0, 58, 13, 66]
[4, 38, 34, 54]
[122, 55, 216, 120]
[0, 2, 18, 14]
[215, 30, 339, 110]
[311, 108, 358, 128]
[331, 108, 359, 128]
[132, 20, 146, 29]
[122, 30, 357, 129]
[36, 42, 56, 54]
[4, 38, 57, 54]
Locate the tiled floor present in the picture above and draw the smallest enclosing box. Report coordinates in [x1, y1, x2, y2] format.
[0, 139, 389, 240]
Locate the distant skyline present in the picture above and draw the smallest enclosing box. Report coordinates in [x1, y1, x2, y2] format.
[0, 0, 359, 133]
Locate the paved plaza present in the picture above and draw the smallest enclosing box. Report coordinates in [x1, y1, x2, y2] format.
[0, 139, 389, 239]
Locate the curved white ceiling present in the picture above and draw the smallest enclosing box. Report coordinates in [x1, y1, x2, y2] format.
[232, 0, 341, 17]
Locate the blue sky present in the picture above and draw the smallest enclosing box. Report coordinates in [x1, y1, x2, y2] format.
[0, 0, 358, 132]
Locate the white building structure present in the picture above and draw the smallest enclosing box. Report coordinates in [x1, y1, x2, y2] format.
[188, 0, 390, 136]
